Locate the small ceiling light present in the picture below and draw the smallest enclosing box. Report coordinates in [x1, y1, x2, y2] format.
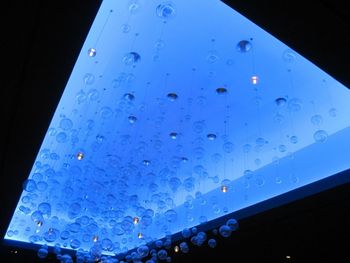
[36, 221, 43, 227]
[93, 235, 99, 242]
[286, 255, 291, 259]
[251, 75, 259, 85]
[88, 48, 96, 57]
[77, 152, 84, 161]
[169, 132, 178, 140]
[221, 185, 228, 193]
[138, 233, 143, 239]
[133, 217, 139, 224]
[174, 245, 179, 253]
[142, 160, 151, 166]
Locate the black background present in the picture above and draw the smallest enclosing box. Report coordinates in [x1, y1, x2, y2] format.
[1, 1, 350, 262]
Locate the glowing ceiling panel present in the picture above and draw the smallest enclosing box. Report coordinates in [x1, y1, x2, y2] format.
[5, 0, 350, 260]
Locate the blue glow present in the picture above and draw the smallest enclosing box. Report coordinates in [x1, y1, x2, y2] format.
[5, 0, 350, 258]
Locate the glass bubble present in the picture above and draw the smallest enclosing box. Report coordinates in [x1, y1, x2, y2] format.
[206, 51, 219, 64]
[38, 202, 51, 216]
[237, 40, 252, 52]
[311, 114, 323, 126]
[60, 230, 70, 240]
[156, 2, 176, 19]
[123, 52, 141, 65]
[208, 239, 217, 248]
[88, 89, 99, 101]
[129, 2, 139, 13]
[275, 97, 287, 106]
[121, 23, 131, 33]
[19, 206, 31, 214]
[329, 108, 337, 117]
[216, 87, 227, 95]
[68, 202, 82, 219]
[181, 228, 191, 238]
[124, 93, 135, 101]
[179, 242, 189, 253]
[219, 225, 232, 238]
[226, 218, 239, 231]
[274, 113, 285, 124]
[288, 98, 302, 112]
[278, 144, 287, 152]
[100, 107, 113, 119]
[256, 137, 267, 146]
[88, 48, 96, 57]
[313, 130, 328, 143]
[68, 222, 81, 233]
[207, 133, 217, 140]
[290, 135, 298, 144]
[157, 249, 168, 260]
[282, 49, 296, 63]
[127, 115, 137, 124]
[23, 179, 37, 192]
[165, 209, 177, 223]
[83, 73, 95, 85]
[223, 141, 234, 153]
[43, 228, 59, 242]
[37, 247, 48, 259]
[137, 245, 149, 258]
[167, 93, 178, 101]
[169, 132, 178, 139]
[243, 144, 252, 153]
[193, 121, 206, 133]
[56, 132, 67, 143]
[102, 238, 113, 251]
[59, 118, 73, 130]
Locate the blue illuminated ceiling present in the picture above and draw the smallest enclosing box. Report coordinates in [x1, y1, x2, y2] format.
[5, 0, 350, 260]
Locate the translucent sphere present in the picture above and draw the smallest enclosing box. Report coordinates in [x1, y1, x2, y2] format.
[37, 247, 48, 259]
[128, 115, 137, 124]
[123, 52, 141, 65]
[310, 114, 323, 126]
[167, 93, 178, 101]
[282, 49, 296, 63]
[137, 245, 149, 258]
[59, 118, 73, 130]
[236, 40, 252, 52]
[216, 87, 227, 95]
[23, 179, 37, 192]
[226, 218, 239, 231]
[219, 225, 232, 238]
[275, 97, 287, 106]
[208, 238, 217, 248]
[288, 98, 303, 112]
[157, 249, 168, 260]
[207, 133, 217, 140]
[290, 135, 298, 144]
[181, 228, 191, 238]
[156, 2, 176, 19]
[314, 130, 328, 143]
[179, 242, 189, 253]
[329, 108, 337, 117]
[223, 141, 234, 153]
[123, 93, 135, 101]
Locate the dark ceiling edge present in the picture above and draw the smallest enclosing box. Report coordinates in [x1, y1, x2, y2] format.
[222, 0, 350, 89]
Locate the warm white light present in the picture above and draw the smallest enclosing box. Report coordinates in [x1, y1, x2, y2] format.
[251, 75, 259, 85]
[221, 185, 228, 193]
[77, 152, 84, 161]
[174, 245, 179, 253]
[133, 217, 139, 224]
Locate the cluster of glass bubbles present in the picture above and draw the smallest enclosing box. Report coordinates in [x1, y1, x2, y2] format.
[33, 218, 238, 262]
